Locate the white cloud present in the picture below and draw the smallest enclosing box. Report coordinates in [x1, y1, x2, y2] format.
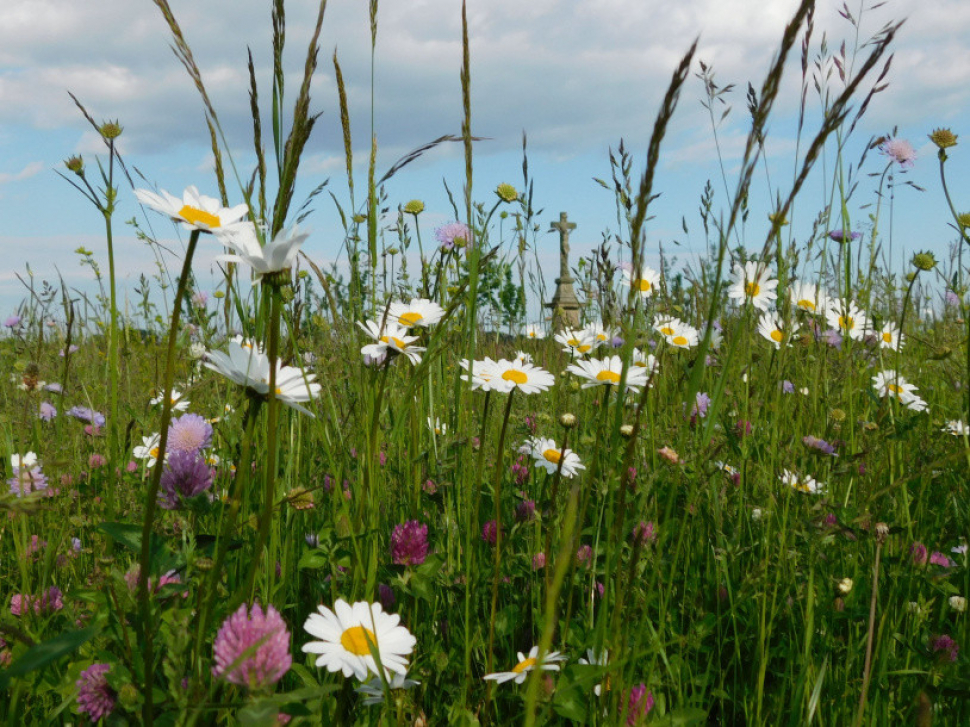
[0, 161, 44, 184]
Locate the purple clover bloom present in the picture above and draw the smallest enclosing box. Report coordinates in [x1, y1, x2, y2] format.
[168, 413, 213, 454]
[929, 551, 953, 568]
[77, 664, 116, 721]
[633, 521, 656, 545]
[482, 520, 499, 546]
[390, 520, 429, 566]
[626, 683, 655, 725]
[515, 499, 537, 523]
[212, 602, 292, 689]
[378, 583, 396, 610]
[159, 450, 214, 510]
[931, 634, 959, 663]
[435, 222, 472, 251]
[910, 542, 928, 565]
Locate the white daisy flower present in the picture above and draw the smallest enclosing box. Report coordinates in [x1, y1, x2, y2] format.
[878, 322, 904, 351]
[10, 452, 38, 469]
[943, 420, 970, 436]
[215, 222, 309, 284]
[483, 645, 567, 685]
[781, 469, 824, 494]
[302, 599, 417, 680]
[577, 649, 609, 696]
[522, 437, 585, 478]
[871, 370, 920, 405]
[149, 389, 191, 412]
[631, 348, 659, 380]
[387, 298, 445, 329]
[358, 320, 425, 366]
[487, 359, 556, 395]
[757, 311, 796, 350]
[427, 417, 448, 436]
[789, 281, 827, 314]
[554, 329, 596, 356]
[565, 355, 649, 392]
[513, 350, 533, 365]
[133, 433, 163, 467]
[904, 395, 929, 413]
[581, 322, 617, 349]
[355, 672, 421, 706]
[622, 266, 661, 299]
[459, 357, 503, 391]
[134, 185, 249, 233]
[204, 340, 320, 417]
[727, 261, 778, 311]
[826, 300, 870, 341]
[654, 316, 699, 349]
[523, 323, 546, 340]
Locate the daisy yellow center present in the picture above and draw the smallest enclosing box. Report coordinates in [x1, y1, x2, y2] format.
[596, 370, 620, 384]
[839, 316, 854, 330]
[512, 657, 537, 674]
[178, 205, 220, 229]
[528, 331, 537, 338]
[567, 338, 581, 347]
[577, 344, 592, 353]
[596, 334, 608, 341]
[887, 384, 904, 395]
[637, 279, 652, 292]
[797, 299, 815, 311]
[380, 335, 409, 349]
[275, 387, 283, 395]
[502, 369, 528, 385]
[745, 282, 760, 297]
[543, 449, 562, 464]
[672, 335, 688, 346]
[340, 626, 377, 656]
[660, 326, 675, 336]
[882, 332, 893, 343]
[150, 447, 159, 459]
[770, 330, 783, 342]
[398, 312, 423, 326]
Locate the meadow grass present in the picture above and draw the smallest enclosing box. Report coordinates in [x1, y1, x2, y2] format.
[1, 0, 968, 725]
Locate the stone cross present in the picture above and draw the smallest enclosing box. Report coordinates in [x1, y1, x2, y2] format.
[546, 212, 581, 328]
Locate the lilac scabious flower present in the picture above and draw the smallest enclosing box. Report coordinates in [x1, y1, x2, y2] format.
[880, 137, 916, 168]
[690, 391, 711, 419]
[390, 520, 429, 566]
[159, 450, 213, 510]
[77, 663, 116, 721]
[38, 401, 57, 421]
[167, 413, 213, 454]
[66, 406, 106, 428]
[781, 380, 795, 394]
[945, 290, 961, 307]
[828, 229, 862, 243]
[803, 435, 837, 456]
[212, 601, 292, 690]
[8, 466, 49, 497]
[435, 222, 472, 251]
[626, 683, 654, 725]
[931, 634, 959, 663]
[4, 314, 21, 328]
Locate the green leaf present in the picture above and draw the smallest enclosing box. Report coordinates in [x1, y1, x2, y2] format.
[0, 625, 100, 689]
[98, 521, 150, 553]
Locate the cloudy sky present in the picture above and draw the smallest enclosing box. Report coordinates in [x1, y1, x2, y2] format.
[1, 0, 968, 315]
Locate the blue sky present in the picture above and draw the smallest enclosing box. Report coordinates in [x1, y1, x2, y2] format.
[1, 0, 968, 318]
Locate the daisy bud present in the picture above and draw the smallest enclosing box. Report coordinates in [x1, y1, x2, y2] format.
[949, 595, 966, 613]
[559, 412, 577, 428]
[838, 578, 853, 594]
[875, 522, 890, 544]
[619, 424, 634, 438]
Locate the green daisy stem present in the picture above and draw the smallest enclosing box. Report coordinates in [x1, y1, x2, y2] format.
[137, 228, 200, 727]
[245, 283, 282, 600]
[484, 387, 515, 714]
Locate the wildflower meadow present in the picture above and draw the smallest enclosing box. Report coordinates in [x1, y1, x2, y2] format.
[2, 0, 969, 725]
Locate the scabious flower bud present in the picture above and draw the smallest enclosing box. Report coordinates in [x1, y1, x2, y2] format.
[99, 120, 123, 139]
[403, 199, 425, 215]
[929, 128, 958, 150]
[64, 155, 84, 175]
[495, 183, 518, 203]
[911, 251, 937, 272]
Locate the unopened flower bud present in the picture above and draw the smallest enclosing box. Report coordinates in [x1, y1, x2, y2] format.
[619, 424, 634, 438]
[99, 120, 123, 139]
[560, 412, 577, 428]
